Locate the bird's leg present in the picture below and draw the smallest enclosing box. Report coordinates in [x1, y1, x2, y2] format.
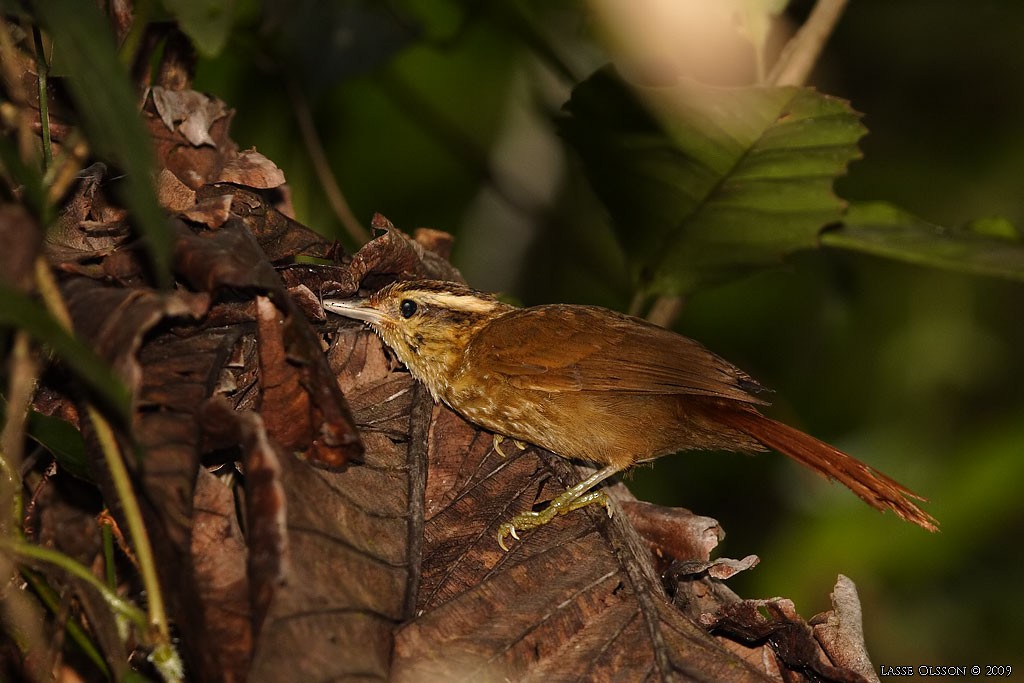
[492, 434, 527, 458]
[498, 464, 623, 550]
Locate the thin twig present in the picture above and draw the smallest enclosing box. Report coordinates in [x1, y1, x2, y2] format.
[1, 332, 36, 533]
[768, 0, 850, 87]
[32, 27, 52, 169]
[0, 20, 37, 165]
[288, 80, 370, 244]
[644, 295, 685, 328]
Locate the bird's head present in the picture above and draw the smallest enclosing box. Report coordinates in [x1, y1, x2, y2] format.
[323, 279, 512, 398]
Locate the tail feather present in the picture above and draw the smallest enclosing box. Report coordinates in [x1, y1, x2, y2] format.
[722, 410, 938, 532]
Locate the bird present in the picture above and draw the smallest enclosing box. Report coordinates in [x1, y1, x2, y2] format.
[323, 279, 937, 549]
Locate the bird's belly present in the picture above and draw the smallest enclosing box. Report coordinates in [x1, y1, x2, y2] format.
[444, 385, 725, 468]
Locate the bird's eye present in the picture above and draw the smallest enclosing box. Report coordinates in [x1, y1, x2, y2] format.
[399, 299, 418, 319]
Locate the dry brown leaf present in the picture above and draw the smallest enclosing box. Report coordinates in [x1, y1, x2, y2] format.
[181, 194, 232, 228]
[621, 499, 725, 572]
[811, 576, 878, 683]
[150, 86, 229, 147]
[217, 149, 286, 189]
[702, 599, 870, 683]
[191, 471, 253, 683]
[197, 185, 336, 261]
[0, 203, 41, 291]
[156, 167, 196, 212]
[218, 325, 422, 681]
[328, 217, 463, 295]
[256, 296, 313, 451]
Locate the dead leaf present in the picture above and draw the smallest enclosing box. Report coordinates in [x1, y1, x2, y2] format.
[191, 468, 253, 682]
[256, 296, 313, 451]
[156, 167, 196, 212]
[703, 599, 870, 683]
[172, 217, 283, 294]
[621, 499, 724, 571]
[329, 216, 464, 295]
[392, 399, 772, 682]
[181, 194, 232, 228]
[63, 277, 209, 392]
[217, 149, 286, 189]
[198, 325, 419, 681]
[196, 184, 337, 261]
[811, 576, 877, 683]
[0, 203, 41, 291]
[150, 86, 229, 147]
[413, 227, 455, 261]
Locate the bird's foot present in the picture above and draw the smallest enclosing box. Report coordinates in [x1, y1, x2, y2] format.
[492, 434, 527, 459]
[497, 489, 612, 551]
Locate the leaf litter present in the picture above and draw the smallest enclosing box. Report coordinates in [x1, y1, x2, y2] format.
[12, 55, 882, 683]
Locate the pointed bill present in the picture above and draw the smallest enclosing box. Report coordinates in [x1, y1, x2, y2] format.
[322, 298, 384, 325]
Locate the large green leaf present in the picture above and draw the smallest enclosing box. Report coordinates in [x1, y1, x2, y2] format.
[162, 0, 235, 57]
[32, 0, 172, 288]
[823, 201, 1024, 282]
[559, 67, 865, 296]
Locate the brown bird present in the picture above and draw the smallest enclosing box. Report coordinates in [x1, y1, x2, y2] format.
[324, 279, 937, 549]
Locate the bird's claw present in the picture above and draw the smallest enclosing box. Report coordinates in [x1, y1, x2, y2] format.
[492, 434, 527, 459]
[497, 522, 520, 551]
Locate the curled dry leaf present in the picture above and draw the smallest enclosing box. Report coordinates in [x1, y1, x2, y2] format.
[63, 277, 209, 393]
[145, 90, 236, 189]
[150, 86, 229, 147]
[190, 468, 253, 681]
[256, 295, 315, 452]
[620, 499, 724, 571]
[156, 167, 197, 212]
[811, 576, 878, 683]
[181, 194, 233, 229]
[217, 149, 286, 189]
[702, 599, 871, 683]
[172, 217, 284, 294]
[197, 185, 337, 261]
[328, 216, 464, 296]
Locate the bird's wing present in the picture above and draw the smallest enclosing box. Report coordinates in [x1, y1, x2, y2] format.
[463, 305, 769, 404]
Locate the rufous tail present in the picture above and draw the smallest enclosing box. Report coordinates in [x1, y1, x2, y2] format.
[723, 410, 938, 531]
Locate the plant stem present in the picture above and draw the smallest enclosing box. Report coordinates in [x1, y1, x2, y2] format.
[32, 27, 52, 169]
[22, 569, 111, 678]
[288, 80, 369, 244]
[3, 539, 148, 630]
[769, 0, 849, 87]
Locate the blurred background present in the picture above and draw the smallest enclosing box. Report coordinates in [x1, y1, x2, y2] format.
[193, 0, 1023, 666]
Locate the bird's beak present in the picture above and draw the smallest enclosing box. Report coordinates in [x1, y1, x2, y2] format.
[322, 298, 385, 325]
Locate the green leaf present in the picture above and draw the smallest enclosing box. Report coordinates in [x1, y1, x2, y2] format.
[822, 201, 1024, 282]
[27, 411, 92, 482]
[32, 0, 172, 288]
[559, 67, 865, 296]
[0, 286, 132, 423]
[161, 0, 235, 57]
